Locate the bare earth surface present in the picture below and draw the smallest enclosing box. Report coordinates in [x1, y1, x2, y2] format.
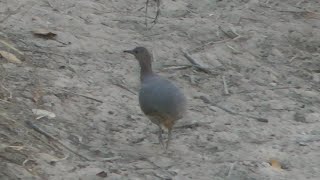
[1, 0, 320, 179]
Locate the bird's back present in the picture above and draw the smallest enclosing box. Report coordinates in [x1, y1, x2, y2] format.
[139, 75, 186, 121]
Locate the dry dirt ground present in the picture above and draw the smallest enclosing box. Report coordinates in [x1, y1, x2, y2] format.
[1, 0, 320, 179]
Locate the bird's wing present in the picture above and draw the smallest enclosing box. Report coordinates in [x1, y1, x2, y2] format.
[139, 78, 185, 120]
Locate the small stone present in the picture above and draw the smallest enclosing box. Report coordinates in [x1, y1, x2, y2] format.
[199, 95, 211, 104]
[242, 161, 254, 166]
[260, 162, 271, 168]
[298, 142, 307, 146]
[96, 171, 108, 178]
[256, 117, 269, 123]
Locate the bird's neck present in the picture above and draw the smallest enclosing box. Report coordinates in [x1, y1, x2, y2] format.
[139, 60, 153, 82]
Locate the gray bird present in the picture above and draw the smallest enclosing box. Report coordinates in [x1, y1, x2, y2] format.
[124, 47, 187, 149]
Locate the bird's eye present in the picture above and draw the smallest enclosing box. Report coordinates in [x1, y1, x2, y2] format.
[134, 50, 138, 54]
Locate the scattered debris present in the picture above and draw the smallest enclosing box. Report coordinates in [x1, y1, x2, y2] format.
[218, 25, 239, 39]
[0, 50, 22, 64]
[101, 156, 122, 162]
[25, 120, 90, 161]
[110, 80, 137, 95]
[57, 88, 104, 103]
[180, 49, 211, 73]
[7, 145, 25, 151]
[32, 109, 56, 120]
[96, 171, 108, 178]
[175, 122, 203, 129]
[38, 153, 68, 165]
[212, 104, 269, 123]
[0, 39, 24, 55]
[269, 159, 282, 171]
[32, 29, 57, 38]
[227, 162, 236, 178]
[163, 64, 192, 70]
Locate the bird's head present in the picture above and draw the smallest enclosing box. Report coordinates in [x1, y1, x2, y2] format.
[124, 47, 152, 63]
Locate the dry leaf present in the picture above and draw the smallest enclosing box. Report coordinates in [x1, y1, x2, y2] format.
[0, 51, 22, 64]
[32, 28, 57, 38]
[269, 159, 282, 171]
[32, 109, 56, 119]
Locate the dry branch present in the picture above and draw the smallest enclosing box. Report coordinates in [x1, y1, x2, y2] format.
[180, 49, 211, 73]
[58, 88, 103, 103]
[25, 120, 90, 161]
[212, 104, 269, 123]
[111, 81, 137, 95]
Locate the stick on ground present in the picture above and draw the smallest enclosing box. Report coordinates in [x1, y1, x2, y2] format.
[25, 120, 91, 161]
[58, 88, 103, 103]
[180, 49, 211, 73]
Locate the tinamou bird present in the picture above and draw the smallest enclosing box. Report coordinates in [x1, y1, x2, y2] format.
[124, 47, 187, 149]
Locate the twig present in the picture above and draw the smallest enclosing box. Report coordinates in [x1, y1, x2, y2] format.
[0, 98, 12, 104]
[0, 39, 24, 55]
[226, 45, 241, 54]
[58, 88, 103, 103]
[278, 9, 320, 19]
[227, 162, 236, 178]
[101, 156, 122, 162]
[296, 0, 305, 6]
[0, 4, 24, 23]
[175, 122, 204, 129]
[25, 120, 57, 141]
[46, 0, 58, 11]
[25, 120, 90, 161]
[236, 86, 301, 94]
[189, 34, 242, 53]
[222, 75, 229, 95]
[189, 39, 231, 53]
[212, 104, 269, 123]
[22, 159, 32, 167]
[111, 81, 137, 95]
[180, 49, 211, 73]
[278, 10, 307, 13]
[289, 54, 298, 63]
[163, 64, 192, 70]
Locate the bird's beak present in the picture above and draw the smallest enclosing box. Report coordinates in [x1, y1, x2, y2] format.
[123, 49, 134, 54]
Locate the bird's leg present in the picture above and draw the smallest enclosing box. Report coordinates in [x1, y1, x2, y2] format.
[165, 128, 172, 150]
[158, 125, 165, 148]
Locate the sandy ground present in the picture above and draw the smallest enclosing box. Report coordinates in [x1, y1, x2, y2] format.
[0, 0, 320, 179]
